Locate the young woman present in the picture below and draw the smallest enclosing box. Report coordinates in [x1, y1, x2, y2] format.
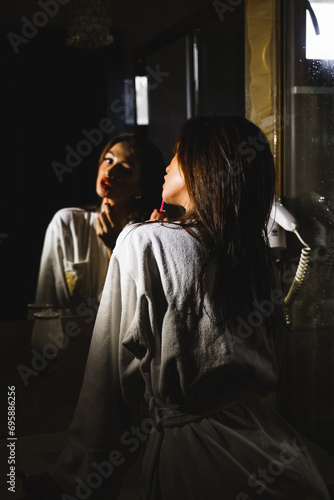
[25, 117, 329, 499]
[34, 133, 164, 315]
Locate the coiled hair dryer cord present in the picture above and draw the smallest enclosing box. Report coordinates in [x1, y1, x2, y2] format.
[284, 230, 311, 324]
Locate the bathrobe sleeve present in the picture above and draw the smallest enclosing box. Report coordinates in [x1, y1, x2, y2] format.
[35, 210, 71, 310]
[50, 225, 146, 499]
[35, 208, 110, 313]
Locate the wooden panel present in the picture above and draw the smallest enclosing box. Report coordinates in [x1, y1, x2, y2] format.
[245, 0, 281, 194]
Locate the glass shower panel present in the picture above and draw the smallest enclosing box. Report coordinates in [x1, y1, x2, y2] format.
[282, 0, 334, 456]
[145, 37, 188, 164]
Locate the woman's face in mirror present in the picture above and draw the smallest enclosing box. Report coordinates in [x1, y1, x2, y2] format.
[96, 142, 142, 205]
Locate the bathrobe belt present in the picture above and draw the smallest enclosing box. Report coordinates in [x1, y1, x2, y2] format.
[149, 387, 254, 428]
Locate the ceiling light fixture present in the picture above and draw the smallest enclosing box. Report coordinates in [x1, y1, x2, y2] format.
[66, 0, 114, 49]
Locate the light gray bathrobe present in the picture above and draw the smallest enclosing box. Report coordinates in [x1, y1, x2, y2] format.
[51, 222, 329, 500]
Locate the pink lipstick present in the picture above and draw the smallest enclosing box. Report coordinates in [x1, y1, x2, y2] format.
[159, 200, 165, 213]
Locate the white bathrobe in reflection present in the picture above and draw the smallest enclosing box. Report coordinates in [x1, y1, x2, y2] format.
[35, 207, 109, 314]
[51, 222, 330, 500]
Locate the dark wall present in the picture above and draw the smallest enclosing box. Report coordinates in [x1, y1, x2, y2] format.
[1, 26, 126, 321]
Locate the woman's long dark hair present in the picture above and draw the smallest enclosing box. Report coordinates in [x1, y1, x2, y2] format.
[175, 116, 280, 332]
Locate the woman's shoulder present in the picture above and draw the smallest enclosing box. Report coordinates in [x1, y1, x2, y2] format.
[50, 207, 97, 225]
[115, 221, 197, 253]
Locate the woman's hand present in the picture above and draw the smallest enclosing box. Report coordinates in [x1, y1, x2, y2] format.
[18, 472, 64, 499]
[149, 208, 168, 222]
[96, 203, 123, 258]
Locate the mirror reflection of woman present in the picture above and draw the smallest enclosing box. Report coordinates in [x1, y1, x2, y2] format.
[34, 133, 164, 315]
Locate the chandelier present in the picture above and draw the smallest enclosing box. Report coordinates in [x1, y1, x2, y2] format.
[66, 0, 114, 49]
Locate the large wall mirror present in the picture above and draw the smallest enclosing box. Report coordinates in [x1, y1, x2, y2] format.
[0, 1, 245, 322]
